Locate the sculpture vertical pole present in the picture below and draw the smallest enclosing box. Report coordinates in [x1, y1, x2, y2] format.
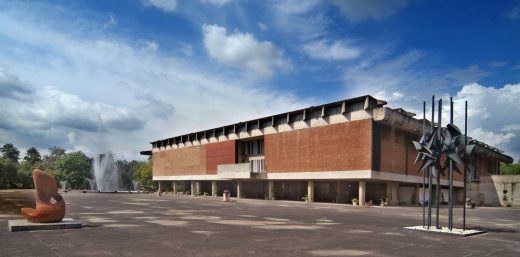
[422, 101, 426, 228]
[448, 97, 454, 230]
[463, 101, 468, 231]
[435, 99, 442, 229]
[428, 95, 434, 228]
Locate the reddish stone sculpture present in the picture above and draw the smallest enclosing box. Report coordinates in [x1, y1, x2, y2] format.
[21, 169, 66, 223]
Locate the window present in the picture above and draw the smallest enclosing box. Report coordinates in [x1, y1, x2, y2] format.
[250, 159, 265, 173]
[244, 139, 264, 156]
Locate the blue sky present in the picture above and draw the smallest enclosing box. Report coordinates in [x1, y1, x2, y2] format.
[0, 0, 519, 161]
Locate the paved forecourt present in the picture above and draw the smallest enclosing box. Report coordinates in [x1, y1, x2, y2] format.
[1, 190, 519, 257]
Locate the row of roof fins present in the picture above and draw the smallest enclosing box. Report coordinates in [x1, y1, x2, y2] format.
[150, 95, 387, 148]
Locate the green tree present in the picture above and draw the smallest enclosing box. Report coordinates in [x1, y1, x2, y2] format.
[0, 158, 18, 188]
[23, 147, 41, 165]
[42, 146, 66, 171]
[132, 160, 155, 191]
[53, 151, 91, 189]
[500, 162, 520, 175]
[1, 143, 20, 163]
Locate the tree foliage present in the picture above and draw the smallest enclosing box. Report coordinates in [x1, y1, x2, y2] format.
[0, 158, 18, 188]
[24, 147, 42, 165]
[0, 143, 150, 191]
[132, 160, 155, 191]
[1, 143, 20, 163]
[500, 162, 520, 175]
[52, 151, 91, 189]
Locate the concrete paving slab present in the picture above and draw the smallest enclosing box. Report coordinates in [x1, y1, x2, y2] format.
[8, 218, 82, 232]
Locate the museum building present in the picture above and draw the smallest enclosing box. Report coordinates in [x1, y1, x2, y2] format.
[144, 95, 513, 206]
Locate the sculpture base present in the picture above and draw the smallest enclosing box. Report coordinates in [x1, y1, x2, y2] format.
[403, 225, 485, 237]
[8, 218, 81, 232]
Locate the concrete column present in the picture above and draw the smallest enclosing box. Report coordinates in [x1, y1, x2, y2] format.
[237, 180, 242, 199]
[196, 182, 201, 195]
[157, 181, 162, 196]
[359, 180, 366, 206]
[268, 180, 274, 200]
[307, 180, 314, 203]
[191, 181, 195, 196]
[172, 182, 177, 194]
[386, 181, 399, 205]
[211, 181, 218, 197]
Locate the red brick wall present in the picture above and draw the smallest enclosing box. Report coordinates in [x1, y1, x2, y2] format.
[153, 141, 237, 176]
[206, 141, 236, 174]
[264, 119, 373, 172]
[153, 145, 207, 176]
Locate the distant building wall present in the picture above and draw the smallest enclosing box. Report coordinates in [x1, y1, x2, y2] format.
[153, 145, 207, 176]
[264, 119, 373, 172]
[153, 140, 236, 177]
[205, 141, 236, 174]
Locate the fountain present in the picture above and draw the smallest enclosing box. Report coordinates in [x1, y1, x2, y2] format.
[59, 180, 67, 192]
[86, 178, 96, 191]
[132, 181, 140, 192]
[91, 153, 120, 192]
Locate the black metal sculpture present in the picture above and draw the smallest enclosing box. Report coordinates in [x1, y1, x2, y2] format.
[413, 96, 476, 230]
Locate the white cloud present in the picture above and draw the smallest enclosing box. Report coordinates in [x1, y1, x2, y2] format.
[0, 5, 307, 160]
[271, 0, 328, 41]
[200, 0, 231, 6]
[103, 15, 117, 29]
[333, 0, 408, 23]
[141, 0, 177, 12]
[303, 40, 361, 61]
[258, 22, 268, 31]
[202, 24, 292, 78]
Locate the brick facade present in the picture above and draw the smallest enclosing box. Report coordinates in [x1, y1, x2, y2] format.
[153, 141, 236, 176]
[264, 119, 373, 172]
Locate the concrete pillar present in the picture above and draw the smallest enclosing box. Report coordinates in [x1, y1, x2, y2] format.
[307, 180, 314, 203]
[211, 181, 218, 197]
[386, 181, 399, 205]
[359, 180, 366, 206]
[191, 181, 195, 196]
[196, 182, 201, 195]
[268, 180, 274, 200]
[172, 181, 177, 194]
[237, 180, 242, 199]
[157, 181, 162, 196]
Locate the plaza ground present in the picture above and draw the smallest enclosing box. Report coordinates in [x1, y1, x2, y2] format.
[1, 190, 519, 257]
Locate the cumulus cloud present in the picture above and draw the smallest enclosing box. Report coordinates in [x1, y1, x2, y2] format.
[303, 39, 361, 61]
[0, 68, 33, 100]
[200, 0, 230, 6]
[202, 24, 292, 78]
[453, 83, 520, 160]
[141, 0, 177, 12]
[333, 0, 408, 23]
[0, 4, 307, 160]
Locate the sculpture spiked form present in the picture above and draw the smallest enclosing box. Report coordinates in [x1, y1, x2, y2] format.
[413, 97, 476, 230]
